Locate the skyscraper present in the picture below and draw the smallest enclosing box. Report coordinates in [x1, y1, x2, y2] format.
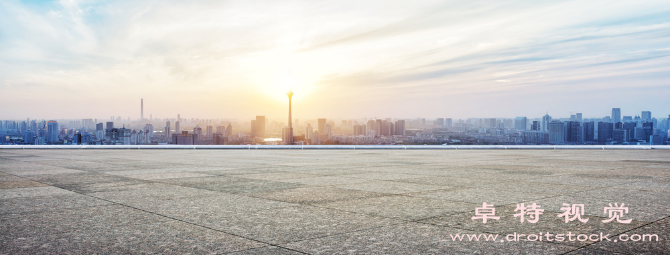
[175, 121, 180, 135]
[141, 99, 144, 120]
[306, 124, 314, 139]
[144, 124, 154, 144]
[576, 113, 582, 122]
[622, 122, 636, 141]
[286, 90, 294, 145]
[96, 123, 104, 141]
[325, 124, 332, 140]
[250, 116, 266, 138]
[395, 120, 406, 136]
[193, 126, 202, 140]
[165, 121, 171, 138]
[353, 124, 366, 136]
[515, 117, 527, 131]
[541, 114, 552, 132]
[583, 121, 595, 141]
[641, 111, 651, 120]
[318, 118, 327, 134]
[206, 126, 213, 139]
[445, 118, 452, 127]
[46, 120, 59, 144]
[548, 121, 565, 144]
[566, 121, 582, 143]
[612, 108, 621, 123]
[598, 122, 613, 144]
[225, 123, 232, 136]
[530, 121, 540, 131]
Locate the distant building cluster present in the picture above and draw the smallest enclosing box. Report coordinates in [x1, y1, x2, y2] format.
[1, 108, 668, 146]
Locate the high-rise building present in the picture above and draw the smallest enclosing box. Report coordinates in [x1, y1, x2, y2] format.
[566, 121, 582, 143]
[318, 118, 327, 134]
[353, 124, 366, 136]
[530, 121, 540, 131]
[576, 113, 582, 122]
[95, 123, 104, 141]
[488, 118, 497, 128]
[175, 121, 180, 134]
[213, 133, 227, 145]
[225, 123, 232, 136]
[82, 119, 94, 129]
[165, 121, 171, 138]
[106, 122, 114, 131]
[325, 124, 332, 140]
[380, 120, 390, 136]
[306, 124, 314, 139]
[29, 120, 37, 133]
[395, 120, 406, 136]
[172, 131, 198, 145]
[522, 131, 548, 145]
[193, 126, 202, 140]
[641, 111, 651, 121]
[634, 127, 646, 141]
[622, 122, 636, 141]
[24, 131, 35, 144]
[435, 118, 444, 127]
[542, 114, 552, 132]
[141, 99, 144, 120]
[46, 120, 59, 144]
[643, 122, 654, 141]
[583, 121, 595, 141]
[612, 129, 627, 144]
[597, 122, 613, 144]
[282, 126, 291, 145]
[515, 117, 527, 131]
[548, 121, 565, 144]
[611, 108, 621, 123]
[251, 116, 266, 138]
[445, 118, 452, 127]
[206, 126, 213, 139]
[286, 90, 294, 145]
[375, 119, 382, 135]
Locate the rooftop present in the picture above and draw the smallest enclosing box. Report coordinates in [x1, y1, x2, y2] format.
[1, 149, 669, 254]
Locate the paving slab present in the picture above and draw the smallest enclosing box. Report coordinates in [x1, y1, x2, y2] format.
[284, 222, 578, 254]
[248, 186, 387, 205]
[585, 217, 670, 254]
[1, 149, 669, 253]
[315, 195, 475, 220]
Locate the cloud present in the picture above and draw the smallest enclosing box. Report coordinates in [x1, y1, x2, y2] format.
[0, 0, 669, 120]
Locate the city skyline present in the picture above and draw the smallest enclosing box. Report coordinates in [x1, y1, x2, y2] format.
[0, 102, 664, 122]
[1, 1, 669, 119]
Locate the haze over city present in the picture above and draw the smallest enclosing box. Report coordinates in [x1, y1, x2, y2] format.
[1, 0, 669, 120]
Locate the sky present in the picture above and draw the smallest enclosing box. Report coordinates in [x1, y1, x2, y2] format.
[1, 0, 669, 120]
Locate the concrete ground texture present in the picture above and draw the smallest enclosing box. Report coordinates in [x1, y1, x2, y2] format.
[1, 149, 669, 254]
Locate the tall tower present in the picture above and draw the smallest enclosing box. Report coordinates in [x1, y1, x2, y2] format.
[286, 90, 294, 145]
[141, 99, 144, 121]
[612, 108, 621, 123]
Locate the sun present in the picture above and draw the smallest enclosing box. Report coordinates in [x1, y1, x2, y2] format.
[253, 68, 315, 102]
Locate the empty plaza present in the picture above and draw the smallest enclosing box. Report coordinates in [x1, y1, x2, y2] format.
[1, 149, 669, 254]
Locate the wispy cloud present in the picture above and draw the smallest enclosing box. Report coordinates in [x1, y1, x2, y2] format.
[1, 0, 669, 119]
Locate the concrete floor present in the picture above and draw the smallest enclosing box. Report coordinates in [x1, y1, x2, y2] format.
[1, 150, 669, 254]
